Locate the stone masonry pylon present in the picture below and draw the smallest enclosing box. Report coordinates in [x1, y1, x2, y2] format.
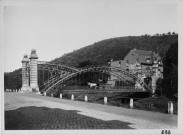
[29, 49, 39, 92]
[21, 54, 30, 91]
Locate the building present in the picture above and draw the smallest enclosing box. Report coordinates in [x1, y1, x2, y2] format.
[108, 48, 163, 93]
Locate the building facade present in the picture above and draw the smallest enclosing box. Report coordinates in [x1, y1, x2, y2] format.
[108, 48, 163, 93]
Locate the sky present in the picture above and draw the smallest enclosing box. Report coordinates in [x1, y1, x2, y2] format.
[3, 0, 179, 72]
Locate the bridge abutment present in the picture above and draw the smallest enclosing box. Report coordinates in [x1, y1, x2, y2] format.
[21, 55, 30, 92]
[29, 49, 39, 92]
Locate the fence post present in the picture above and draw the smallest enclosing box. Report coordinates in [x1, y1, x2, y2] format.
[60, 94, 62, 99]
[71, 94, 74, 100]
[130, 98, 133, 109]
[168, 101, 173, 114]
[85, 95, 88, 102]
[104, 97, 107, 105]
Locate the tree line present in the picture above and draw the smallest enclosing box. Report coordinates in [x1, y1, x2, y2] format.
[156, 42, 178, 99]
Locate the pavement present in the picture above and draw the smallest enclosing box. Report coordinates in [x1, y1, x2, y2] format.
[4, 92, 177, 130]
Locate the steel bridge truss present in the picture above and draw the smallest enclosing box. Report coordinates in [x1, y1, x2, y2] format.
[36, 62, 152, 95]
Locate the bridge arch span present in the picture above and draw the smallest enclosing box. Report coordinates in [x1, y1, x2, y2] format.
[44, 66, 149, 93]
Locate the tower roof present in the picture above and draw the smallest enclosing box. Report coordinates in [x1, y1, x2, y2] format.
[22, 54, 29, 62]
[30, 49, 38, 59]
[134, 49, 153, 56]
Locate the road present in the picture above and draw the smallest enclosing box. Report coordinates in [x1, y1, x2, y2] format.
[4, 92, 177, 130]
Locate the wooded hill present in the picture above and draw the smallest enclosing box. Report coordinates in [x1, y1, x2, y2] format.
[51, 34, 178, 67]
[4, 33, 178, 89]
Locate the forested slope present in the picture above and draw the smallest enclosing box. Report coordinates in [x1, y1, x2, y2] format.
[51, 34, 178, 67]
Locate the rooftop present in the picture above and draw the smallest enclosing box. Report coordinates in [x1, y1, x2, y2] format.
[134, 49, 154, 56]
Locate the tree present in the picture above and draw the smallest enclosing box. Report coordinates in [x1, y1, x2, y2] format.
[154, 33, 159, 36]
[155, 78, 163, 96]
[162, 42, 178, 98]
[167, 32, 171, 35]
[77, 60, 97, 68]
[4, 69, 22, 90]
[172, 32, 176, 35]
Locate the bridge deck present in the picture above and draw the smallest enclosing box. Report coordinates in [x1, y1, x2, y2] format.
[62, 89, 147, 94]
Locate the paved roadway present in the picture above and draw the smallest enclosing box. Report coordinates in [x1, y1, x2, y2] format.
[4, 92, 177, 130]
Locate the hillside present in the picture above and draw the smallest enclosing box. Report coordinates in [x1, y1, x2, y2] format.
[51, 34, 178, 67]
[4, 33, 178, 89]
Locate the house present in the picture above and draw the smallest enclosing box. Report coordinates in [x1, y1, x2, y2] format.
[107, 48, 163, 93]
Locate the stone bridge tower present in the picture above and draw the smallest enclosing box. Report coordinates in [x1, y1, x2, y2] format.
[29, 49, 39, 92]
[21, 54, 30, 91]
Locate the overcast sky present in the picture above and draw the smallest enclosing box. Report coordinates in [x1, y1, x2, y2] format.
[3, 0, 178, 72]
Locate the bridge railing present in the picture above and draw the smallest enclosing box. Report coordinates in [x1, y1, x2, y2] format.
[62, 86, 90, 90]
[112, 86, 135, 90]
[58, 85, 137, 91]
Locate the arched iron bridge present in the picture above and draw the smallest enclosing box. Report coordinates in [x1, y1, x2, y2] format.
[36, 61, 152, 95]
